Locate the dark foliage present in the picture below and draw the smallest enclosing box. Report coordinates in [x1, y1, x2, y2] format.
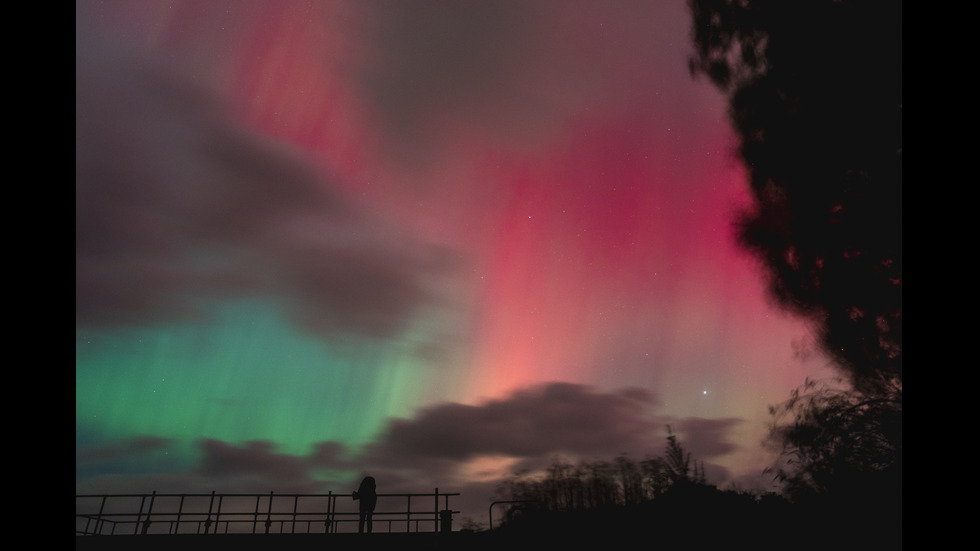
[688, 0, 902, 398]
[763, 375, 902, 546]
[765, 377, 902, 497]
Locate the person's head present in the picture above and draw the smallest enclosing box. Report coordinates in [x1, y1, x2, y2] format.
[360, 476, 376, 491]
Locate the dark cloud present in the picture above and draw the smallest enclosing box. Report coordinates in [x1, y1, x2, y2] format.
[198, 439, 309, 480]
[363, 383, 664, 466]
[672, 417, 742, 458]
[307, 441, 355, 469]
[76, 383, 752, 526]
[76, 436, 176, 468]
[75, 6, 458, 343]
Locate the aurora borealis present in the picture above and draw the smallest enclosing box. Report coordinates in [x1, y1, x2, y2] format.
[76, 0, 839, 527]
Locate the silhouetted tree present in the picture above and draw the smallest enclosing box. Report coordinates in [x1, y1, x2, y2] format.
[639, 456, 672, 498]
[762, 376, 902, 548]
[663, 425, 706, 486]
[614, 454, 645, 506]
[491, 434, 791, 545]
[586, 461, 615, 508]
[764, 377, 902, 502]
[687, 0, 902, 398]
[495, 429, 710, 522]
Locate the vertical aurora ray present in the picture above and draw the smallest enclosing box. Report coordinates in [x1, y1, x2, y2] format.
[75, 300, 443, 457]
[453, 117, 749, 401]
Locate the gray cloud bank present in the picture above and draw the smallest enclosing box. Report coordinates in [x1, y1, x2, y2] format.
[77, 383, 753, 526]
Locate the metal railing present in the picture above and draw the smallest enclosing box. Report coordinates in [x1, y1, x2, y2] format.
[76, 490, 460, 536]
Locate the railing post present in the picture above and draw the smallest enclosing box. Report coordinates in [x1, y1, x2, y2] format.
[291, 495, 299, 534]
[265, 491, 274, 534]
[141, 491, 156, 534]
[204, 491, 215, 534]
[135, 493, 147, 535]
[216, 494, 225, 533]
[406, 494, 412, 532]
[434, 488, 439, 533]
[175, 494, 185, 534]
[96, 495, 107, 535]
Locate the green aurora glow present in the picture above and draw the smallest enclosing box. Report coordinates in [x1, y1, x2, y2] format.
[76, 300, 442, 459]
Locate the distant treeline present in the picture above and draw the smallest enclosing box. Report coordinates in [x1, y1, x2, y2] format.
[495, 428, 707, 513]
[493, 427, 900, 550]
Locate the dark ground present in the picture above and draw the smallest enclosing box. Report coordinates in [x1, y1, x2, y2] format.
[75, 532, 522, 551]
[75, 521, 901, 551]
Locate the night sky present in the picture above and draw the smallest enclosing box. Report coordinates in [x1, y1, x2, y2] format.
[76, 0, 839, 528]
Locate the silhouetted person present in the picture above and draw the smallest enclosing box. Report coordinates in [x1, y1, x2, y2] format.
[352, 476, 377, 533]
